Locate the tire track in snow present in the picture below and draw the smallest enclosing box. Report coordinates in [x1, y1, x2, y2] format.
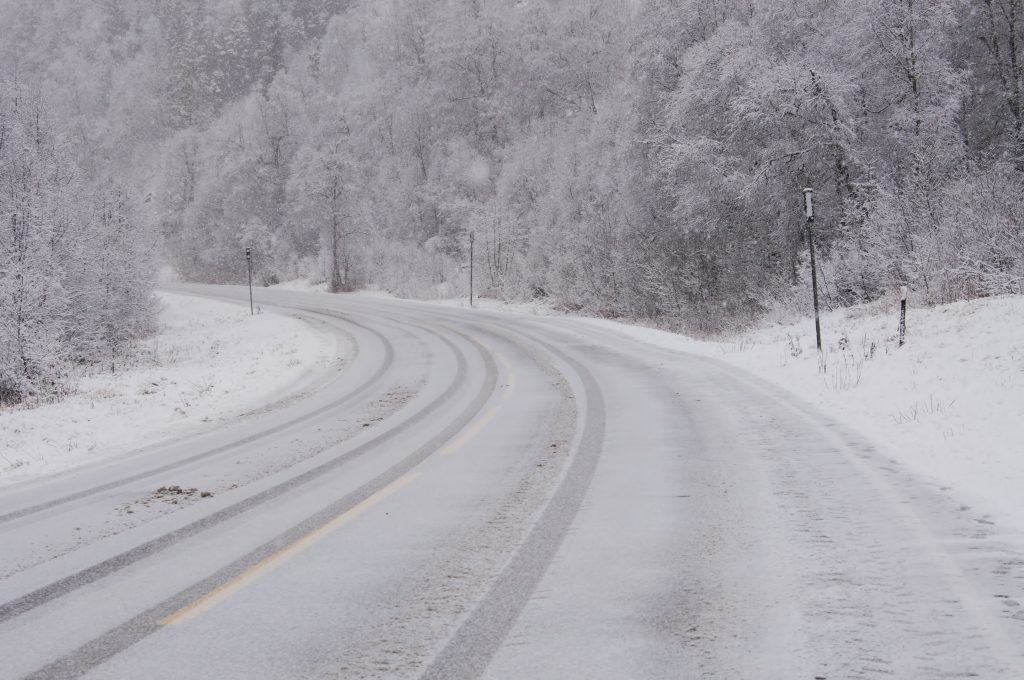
[0, 309, 391, 525]
[0, 323, 474, 627]
[417, 328, 606, 680]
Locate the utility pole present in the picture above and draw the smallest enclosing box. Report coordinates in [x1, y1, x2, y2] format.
[246, 246, 254, 316]
[803, 188, 822, 354]
[469, 231, 475, 308]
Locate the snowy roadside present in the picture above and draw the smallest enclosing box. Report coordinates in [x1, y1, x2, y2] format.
[0, 292, 339, 488]
[578, 296, 1024, 536]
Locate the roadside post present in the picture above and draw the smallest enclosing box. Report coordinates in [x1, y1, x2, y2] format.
[803, 188, 822, 354]
[469, 231, 475, 308]
[246, 246, 254, 316]
[899, 286, 908, 347]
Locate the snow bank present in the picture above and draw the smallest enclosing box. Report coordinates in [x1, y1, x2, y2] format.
[410, 295, 561, 316]
[580, 295, 1024, 534]
[270, 279, 330, 293]
[0, 292, 338, 487]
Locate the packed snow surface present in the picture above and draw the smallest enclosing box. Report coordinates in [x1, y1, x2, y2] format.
[373, 284, 1022, 535]
[0, 292, 337, 487]
[579, 294, 1024, 535]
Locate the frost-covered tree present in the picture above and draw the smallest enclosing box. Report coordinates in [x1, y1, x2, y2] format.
[5, 0, 1023, 337]
[73, 181, 159, 366]
[0, 81, 156, 403]
[0, 85, 73, 401]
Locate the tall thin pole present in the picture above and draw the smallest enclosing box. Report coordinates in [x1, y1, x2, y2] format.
[246, 247, 254, 316]
[803, 189, 822, 353]
[469, 232, 475, 308]
[899, 286, 908, 347]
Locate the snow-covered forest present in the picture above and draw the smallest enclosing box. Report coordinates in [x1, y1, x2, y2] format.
[0, 83, 156, 403]
[3, 0, 1024, 399]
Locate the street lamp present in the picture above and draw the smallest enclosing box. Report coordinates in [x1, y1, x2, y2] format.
[803, 188, 822, 354]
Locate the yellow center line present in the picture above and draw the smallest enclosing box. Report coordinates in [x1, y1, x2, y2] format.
[160, 473, 420, 627]
[440, 351, 516, 456]
[164, 345, 516, 624]
[438, 406, 501, 456]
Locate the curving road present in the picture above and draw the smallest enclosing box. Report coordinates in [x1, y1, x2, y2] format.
[1, 285, 1022, 679]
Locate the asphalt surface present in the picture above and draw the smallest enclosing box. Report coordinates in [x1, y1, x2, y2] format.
[0, 285, 1022, 679]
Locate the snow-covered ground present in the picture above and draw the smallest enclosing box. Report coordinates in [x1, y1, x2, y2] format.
[579, 295, 1024, 535]
[376, 284, 1022, 536]
[282, 280, 1024, 535]
[32, 278, 1019, 539]
[0, 292, 338, 488]
[346, 282, 1022, 536]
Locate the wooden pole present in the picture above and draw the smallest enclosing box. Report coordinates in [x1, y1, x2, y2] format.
[808, 219, 822, 353]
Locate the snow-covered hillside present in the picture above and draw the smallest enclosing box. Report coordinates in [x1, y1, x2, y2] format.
[0, 293, 339, 487]
[583, 295, 1024, 534]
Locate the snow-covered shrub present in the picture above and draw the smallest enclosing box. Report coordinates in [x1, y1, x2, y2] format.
[832, 163, 1024, 306]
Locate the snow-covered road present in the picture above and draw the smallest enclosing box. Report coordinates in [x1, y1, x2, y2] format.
[0, 286, 1021, 679]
